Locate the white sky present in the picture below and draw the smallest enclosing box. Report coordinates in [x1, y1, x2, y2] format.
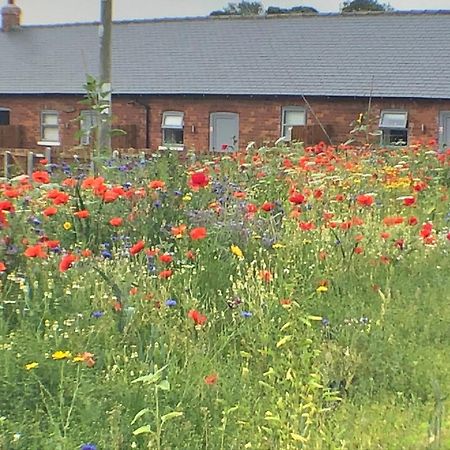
[13, 0, 450, 25]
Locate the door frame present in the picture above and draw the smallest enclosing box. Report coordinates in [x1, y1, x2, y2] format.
[439, 111, 450, 150]
[209, 112, 239, 152]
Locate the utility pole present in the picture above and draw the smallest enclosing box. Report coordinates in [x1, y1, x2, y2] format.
[98, 0, 112, 154]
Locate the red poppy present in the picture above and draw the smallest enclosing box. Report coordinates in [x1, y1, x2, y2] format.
[0, 200, 15, 212]
[81, 249, 92, 257]
[159, 269, 173, 279]
[130, 240, 145, 255]
[299, 221, 316, 231]
[403, 196, 416, 206]
[190, 227, 207, 240]
[335, 194, 345, 202]
[31, 171, 50, 184]
[39, 158, 48, 165]
[52, 192, 70, 205]
[261, 201, 275, 212]
[62, 178, 77, 188]
[420, 222, 433, 239]
[246, 203, 258, 214]
[59, 253, 77, 272]
[109, 217, 123, 227]
[45, 240, 60, 249]
[380, 231, 390, 240]
[189, 171, 209, 189]
[0, 261, 6, 272]
[413, 181, 427, 192]
[188, 309, 207, 326]
[356, 194, 374, 207]
[43, 207, 58, 217]
[260, 270, 272, 283]
[354, 246, 364, 254]
[204, 373, 218, 385]
[289, 192, 305, 205]
[24, 244, 47, 258]
[186, 250, 196, 260]
[148, 180, 166, 190]
[233, 191, 246, 199]
[171, 224, 186, 238]
[159, 253, 173, 264]
[102, 190, 119, 203]
[3, 189, 20, 198]
[74, 210, 90, 219]
[129, 287, 138, 295]
[408, 216, 418, 226]
[383, 216, 404, 226]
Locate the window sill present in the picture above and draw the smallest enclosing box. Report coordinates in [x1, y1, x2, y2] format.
[37, 141, 61, 147]
[158, 145, 185, 151]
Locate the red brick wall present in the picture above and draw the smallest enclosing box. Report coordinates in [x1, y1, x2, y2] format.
[0, 94, 449, 150]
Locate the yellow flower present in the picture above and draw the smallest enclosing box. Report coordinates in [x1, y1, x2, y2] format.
[63, 222, 72, 230]
[25, 362, 39, 371]
[182, 194, 192, 202]
[51, 350, 72, 360]
[72, 355, 84, 362]
[230, 244, 244, 259]
[272, 243, 285, 249]
[316, 286, 328, 293]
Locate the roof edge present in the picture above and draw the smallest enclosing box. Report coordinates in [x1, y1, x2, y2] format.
[17, 9, 450, 29]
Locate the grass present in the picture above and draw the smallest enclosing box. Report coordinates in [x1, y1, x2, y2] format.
[0, 142, 449, 449]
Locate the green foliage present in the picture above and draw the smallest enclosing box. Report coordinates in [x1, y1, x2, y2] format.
[0, 144, 449, 448]
[342, 0, 393, 12]
[210, 1, 264, 16]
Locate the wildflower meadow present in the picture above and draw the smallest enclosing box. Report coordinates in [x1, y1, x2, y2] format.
[0, 142, 449, 449]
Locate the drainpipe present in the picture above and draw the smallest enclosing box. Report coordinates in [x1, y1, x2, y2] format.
[131, 97, 150, 149]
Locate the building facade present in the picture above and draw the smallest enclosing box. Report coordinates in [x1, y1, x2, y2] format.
[1, 3, 450, 151]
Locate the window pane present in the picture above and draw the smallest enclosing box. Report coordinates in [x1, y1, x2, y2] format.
[42, 112, 58, 125]
[81, 111, 98, 130]
[163, 128, 183, 145]
[380, 111, 407, 129]
[163, 113, 183, 128]
[42, 126, 59, 142]
[382, 129, 408, 146]
[0, 110, 10, 126]
[284, 109, 305, 126]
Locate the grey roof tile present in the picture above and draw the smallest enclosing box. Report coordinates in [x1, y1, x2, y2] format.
[1, 12, 450, 98]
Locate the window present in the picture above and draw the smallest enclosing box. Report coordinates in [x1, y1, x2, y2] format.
[0, 108, 10, 126]
[40, 110, 59, 143]
[80, 110, 98, 145]
[379, 110, 408, 146]
[281, 107, 306, 140]
[161, 111, 184, 146]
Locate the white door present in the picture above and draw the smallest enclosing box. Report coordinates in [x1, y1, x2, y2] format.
[210, 112, 239, 151]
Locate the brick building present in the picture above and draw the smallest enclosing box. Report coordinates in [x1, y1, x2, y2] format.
[1, 1, 450, 151]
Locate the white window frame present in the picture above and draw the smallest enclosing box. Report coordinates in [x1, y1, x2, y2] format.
[160, 111, 184, 150]
[0, 107, 10, 126]
[80, 110, 98, 145]
[379, 110, 408, 147]
[281, 106, 306, 141]
[40, 110, 60, 145]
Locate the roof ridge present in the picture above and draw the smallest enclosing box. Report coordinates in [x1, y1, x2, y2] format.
[17, 9, 450, 28]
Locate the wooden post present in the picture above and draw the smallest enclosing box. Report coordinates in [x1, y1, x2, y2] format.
[27, 151, 34, 178]
[45, 147, 52, 164]
[98, 0, 112, 154]
[4, 151, 11, 179]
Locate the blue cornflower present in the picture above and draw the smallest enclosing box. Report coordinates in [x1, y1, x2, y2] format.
[240, 311, 252, 318]
[165, 298, 177, 307]
[101, 250, 112, 259]
[91, 311, 104, 319]
[322, 318, 330, 327]
[80, 444, 97, 450]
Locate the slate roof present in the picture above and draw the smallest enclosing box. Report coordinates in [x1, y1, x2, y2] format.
[1, 11, 450, 98]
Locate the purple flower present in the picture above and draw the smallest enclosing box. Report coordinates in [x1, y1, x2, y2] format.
[91, 311, 104, 319]
[80, 444, 97, 450]
[240, 311, 252, 318]
[165, 298, 177, 307]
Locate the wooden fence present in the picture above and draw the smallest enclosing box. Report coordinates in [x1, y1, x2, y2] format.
[291, 124, 333, 145]
[0, 147, 150, 179]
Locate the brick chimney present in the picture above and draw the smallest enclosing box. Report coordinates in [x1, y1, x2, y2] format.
[2, 0, 21, 32]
